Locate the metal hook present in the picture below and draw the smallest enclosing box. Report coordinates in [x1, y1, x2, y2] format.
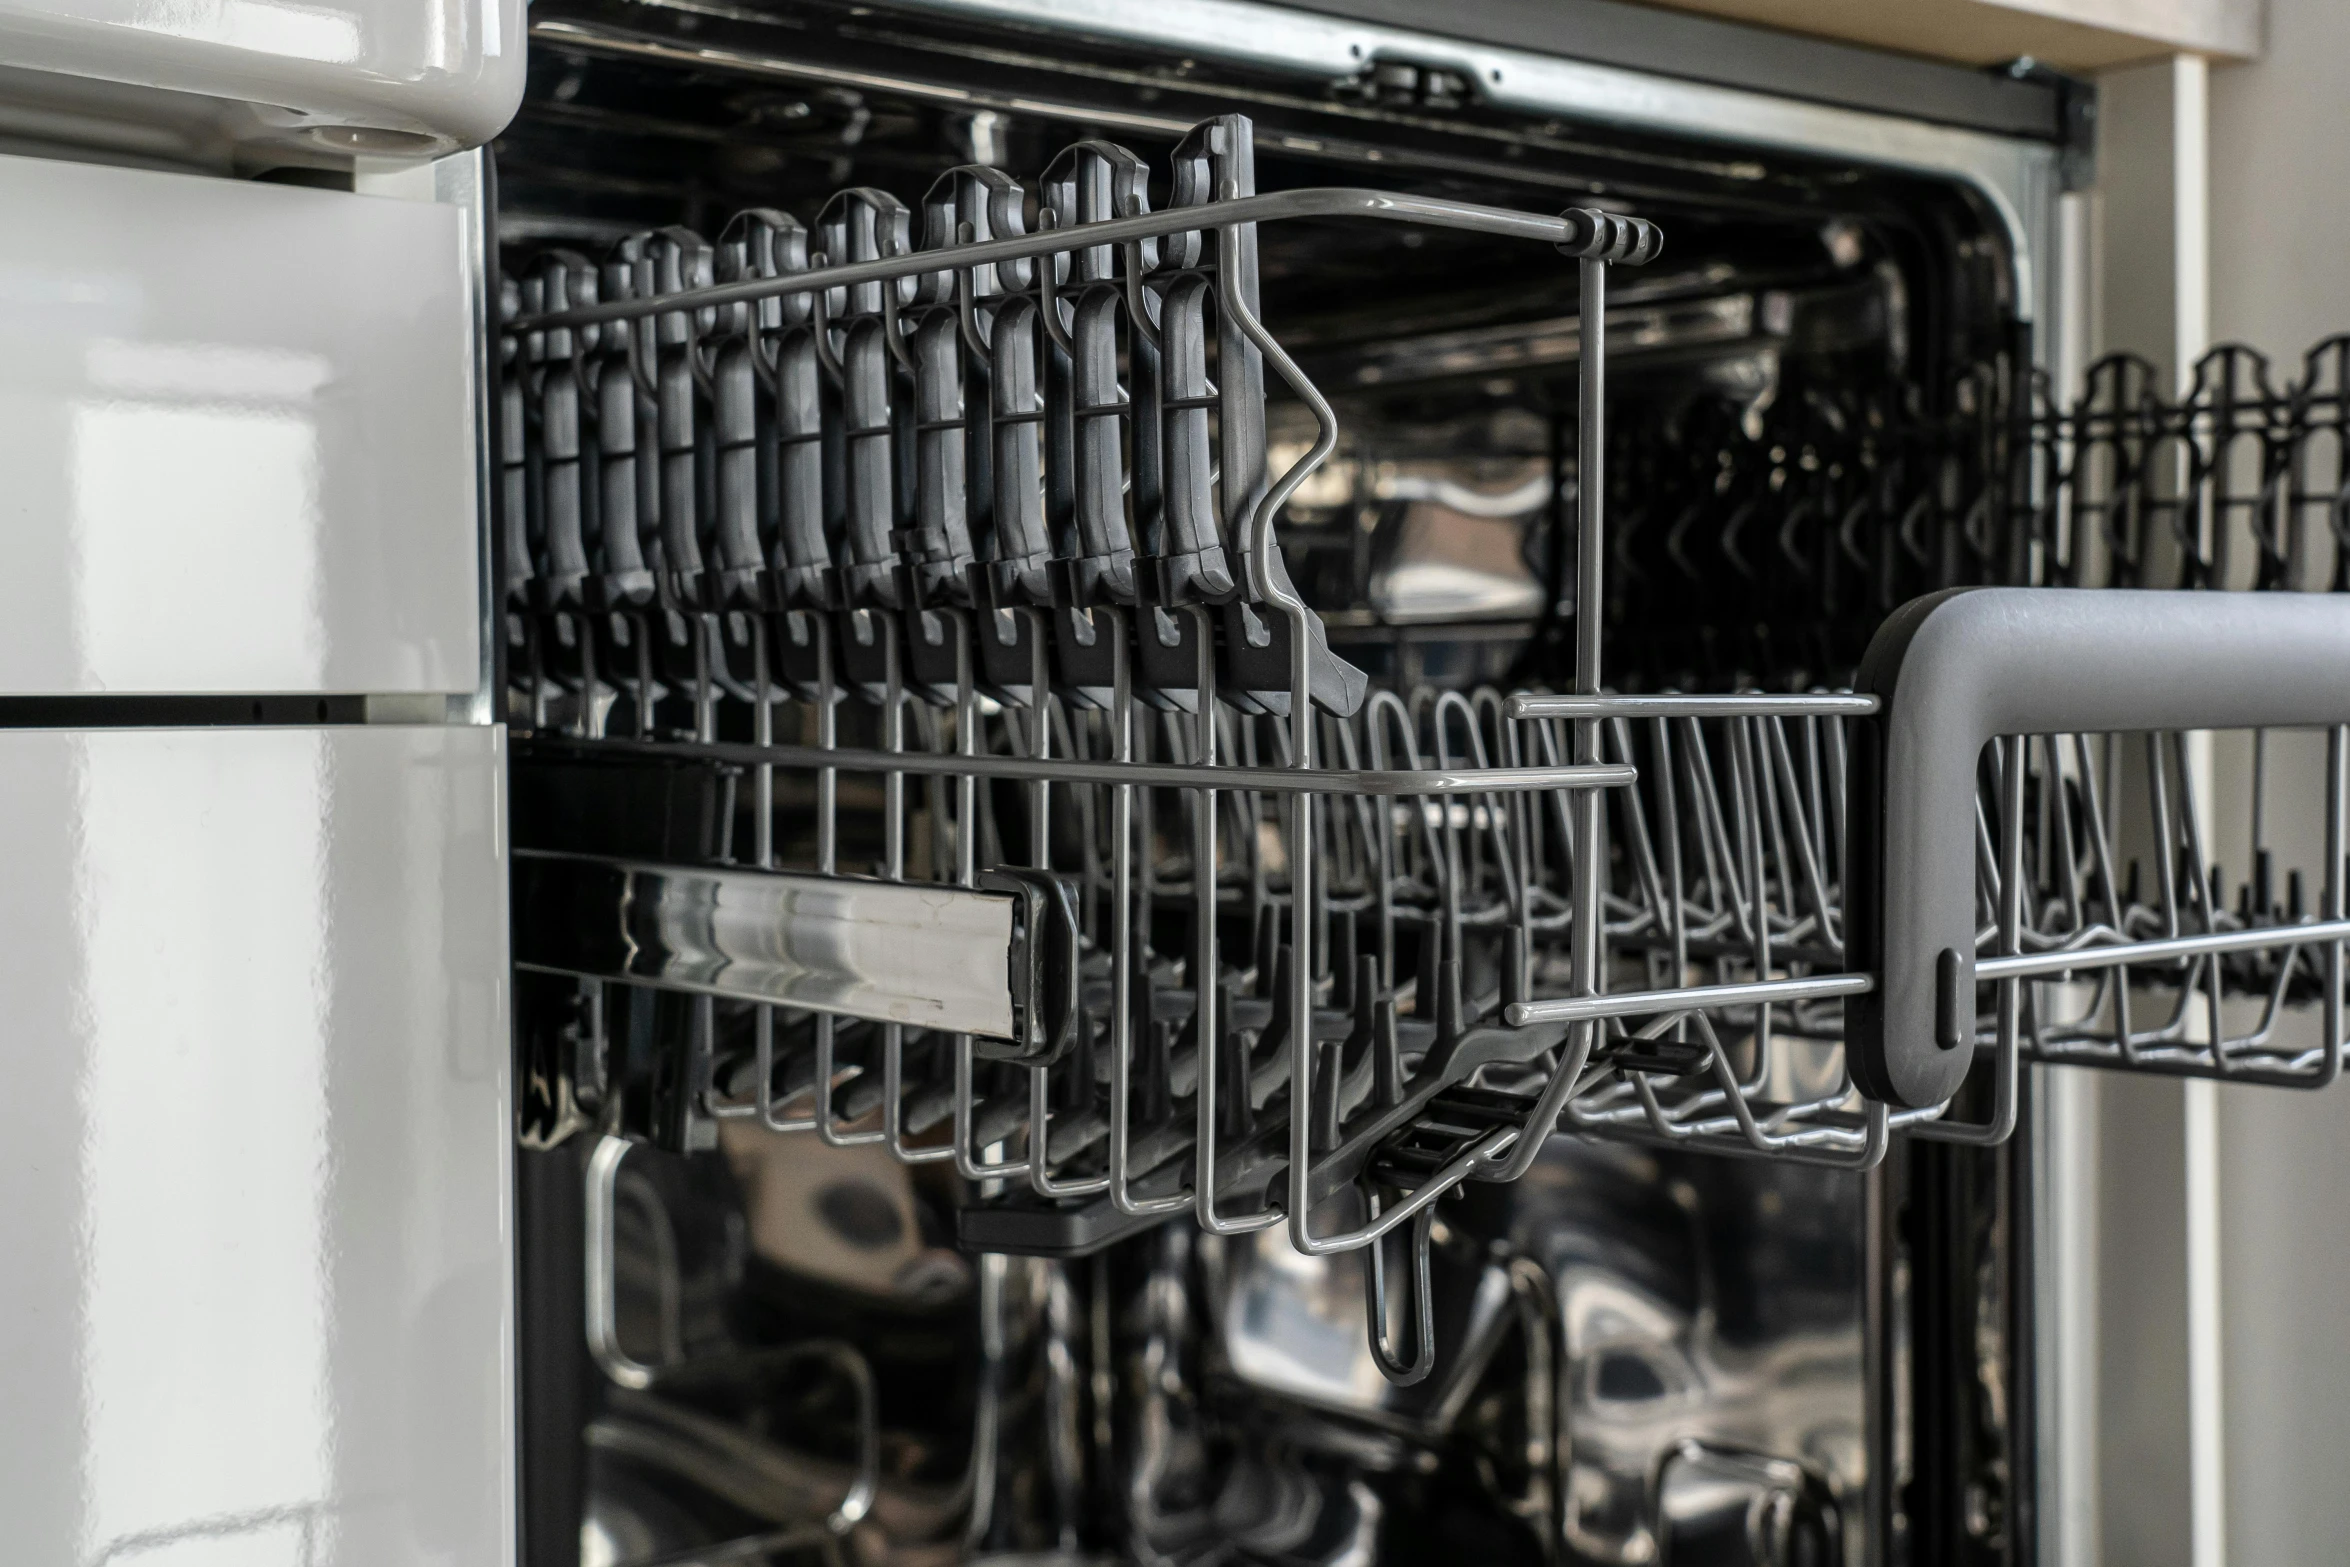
[1364, 1194, 1436, 1385]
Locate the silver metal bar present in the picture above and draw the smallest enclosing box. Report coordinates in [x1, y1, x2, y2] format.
[585, 1135, 659, 1391]
[1506, 972, 1875, 1027]
[515, 187, 1613, 333]
[1509, 692, 1881, 720]
[1975, 918, 2350, 981]
[1483, 253, 1612, 1188]
[514, 850, 1018, 1038]
[518, 732, 1634, 797]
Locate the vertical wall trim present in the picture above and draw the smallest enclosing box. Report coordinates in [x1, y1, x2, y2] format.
[2042, 182, 2102, 1567]
[2173, 51, 2227, 1567]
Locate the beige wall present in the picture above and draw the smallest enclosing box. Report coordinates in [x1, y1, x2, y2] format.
[1634, 0, 2259, 69]
[2067, 11, 2350, 1562]
[2205, 5, 2350, 1562]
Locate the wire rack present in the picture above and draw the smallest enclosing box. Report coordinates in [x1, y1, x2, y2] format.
[499, 114, 2350, 1380]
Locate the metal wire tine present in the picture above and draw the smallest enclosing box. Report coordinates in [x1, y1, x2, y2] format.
[1677, 717, 1748, 943]
[2327, 725, 2347, 1079]
[1764, 716, 1840, 953]
[2040, 735, 2083, 933]
[1494, 252, 1609, 1185]
[1364, 1197, 1436, 1385]
[1654, 715, 1692, 1033]
[1107, 608, 1193, 1218]
[1750, 712, 1799, 933]
[808, 620, 880, 1148]
[1430, 692, 1475, 973]
[2164, 730, 2230, 1069]
[1178, 179, 1347, 1248]
[2071, 730, 2130, 939]
[1728, 716, 1777, 1099]
[1618, 1013, 1884, 1165]
[1188, 608, 1280, 1234]
[947, 604, 1028, 1178]
[1605, 716, 1673, 953]
[1025, 1061, 1112, 1199]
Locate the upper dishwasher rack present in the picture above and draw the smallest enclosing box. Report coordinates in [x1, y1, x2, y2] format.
[498, 115, 2350, 1380]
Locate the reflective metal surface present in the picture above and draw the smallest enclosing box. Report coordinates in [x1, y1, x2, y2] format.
[514, 850, 1019, 1038]
[1506, 1142, 1865, 1565]
[880, 0, 2056, 318]
[1208, 1137, 1866, 1563]
[0, 151, 481, 696]
[1215, 1195, 1519, 1436]
[0, 724, 512, 1565]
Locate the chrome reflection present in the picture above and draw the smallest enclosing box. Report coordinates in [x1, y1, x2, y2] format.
[514, 849, 1018, 1037]
[1212, 1138, 1864, 1565]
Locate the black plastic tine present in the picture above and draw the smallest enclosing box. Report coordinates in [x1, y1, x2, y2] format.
[1172, 115, 1369, 720]
[591, 239, 657, 607]
[525, 253, 596, 615]
[1218, 979, 1254, 1140]
[1375, 992, 1404, 1110]
[643, 227, 718, 616]
[814, 188, 914, 616]
[1041, 141, 1144, 611]
[962, 177, 1054, 711]
[708, 234, 769, 614]
[905, 170, 990, 616]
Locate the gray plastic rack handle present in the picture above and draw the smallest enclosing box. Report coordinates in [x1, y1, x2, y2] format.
[1848, 588, 2350, 1108]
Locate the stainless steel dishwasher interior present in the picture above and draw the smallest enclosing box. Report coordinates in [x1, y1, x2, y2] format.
[486, 6, 2143, 1559]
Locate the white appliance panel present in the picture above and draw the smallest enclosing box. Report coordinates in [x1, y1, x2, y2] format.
[0, 151, 482, 697]
[0, 0, 523, 155]
[0, 723, 511, 1566]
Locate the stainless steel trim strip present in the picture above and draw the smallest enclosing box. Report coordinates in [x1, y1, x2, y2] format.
[513, 850, 1019, 1038]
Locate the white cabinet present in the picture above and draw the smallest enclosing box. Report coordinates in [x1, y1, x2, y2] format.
[0, 151, 481, 697]
[0, 0, 524, 157]
[0, 724, 511, 1566]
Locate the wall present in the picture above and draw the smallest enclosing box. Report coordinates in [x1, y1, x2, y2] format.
[2067, 8, 2350, 1562]
[1633, 0, 2259, 69]
[2205, 5, 2350, 1562]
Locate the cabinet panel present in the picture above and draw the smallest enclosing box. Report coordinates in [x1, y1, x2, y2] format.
[0, 152, 481, 697]
[0, 724, 510, 1566]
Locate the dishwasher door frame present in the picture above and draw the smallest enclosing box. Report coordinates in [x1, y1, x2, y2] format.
[501, 5, 2089, 1562]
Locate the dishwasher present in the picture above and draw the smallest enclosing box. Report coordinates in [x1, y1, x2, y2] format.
[482, 6, 2350, 1566]
[0, 3, 2341, 1567]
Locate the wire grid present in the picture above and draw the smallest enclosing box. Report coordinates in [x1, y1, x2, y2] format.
[499, 117, 2350, 1279]
[497, 119, 1667, 1258]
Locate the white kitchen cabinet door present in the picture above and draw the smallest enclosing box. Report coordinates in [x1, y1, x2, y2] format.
[0, 723, 511, 1566]
[0, 150, 482, 698]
